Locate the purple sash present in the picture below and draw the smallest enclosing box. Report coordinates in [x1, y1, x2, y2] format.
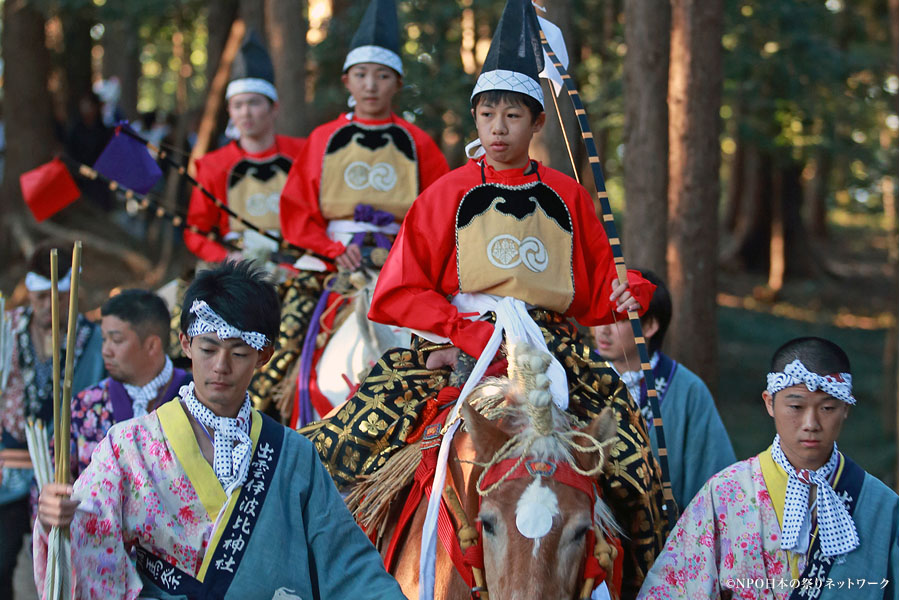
[107, 368, 191, 422]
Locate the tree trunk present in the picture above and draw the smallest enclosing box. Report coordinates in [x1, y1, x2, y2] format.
[0, 0, 56, 260]
[102, 19, 140, 122]
[191, 20, 247, 172]
[593, 0, 617, 170]
[622, 0, 670, 275]
[719, 145, 769, 271]
[59, 4, 95, 124]
[767, 169, 786, 294]
[806, 117, 833, 240]
[208, 0, 240, 82]
[266, 0, 308, 136]
[240, 0, 267, 38]
[666, 0, 722, 390]
[206, 0, 240, 150]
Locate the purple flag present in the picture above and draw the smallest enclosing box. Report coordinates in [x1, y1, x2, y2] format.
[93, 124, 163, 195]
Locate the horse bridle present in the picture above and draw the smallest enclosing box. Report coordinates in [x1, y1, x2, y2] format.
[443, 456, 620, 600]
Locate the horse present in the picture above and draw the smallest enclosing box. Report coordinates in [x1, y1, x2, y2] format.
[349, 342, 624, 600]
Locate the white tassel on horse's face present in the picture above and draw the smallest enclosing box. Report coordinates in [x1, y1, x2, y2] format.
[515, 476, 559, 556]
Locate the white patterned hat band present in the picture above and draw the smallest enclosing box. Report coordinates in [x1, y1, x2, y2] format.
[766, 359, 855, 405]
[25, 270, 72, 292]
[343, 45, 403, 75]
[186, 300, 270, 351]
[226, 78, 278, 102]
[471, 69, 544, 106]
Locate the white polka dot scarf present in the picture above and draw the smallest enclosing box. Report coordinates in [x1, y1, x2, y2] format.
[123, 355, 173, 417]
[182, 382, 253, 495]
[771, 434, 859, 557]
[766, 359, 855, 405]
[186, 300, 269, 351]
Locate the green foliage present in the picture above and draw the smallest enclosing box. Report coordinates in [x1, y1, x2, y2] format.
[109, 1, 208, 114]
[722, 0, 897, 211]
[28, 0, 893, 208]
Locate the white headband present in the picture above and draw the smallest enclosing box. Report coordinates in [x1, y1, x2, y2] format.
[186, 300, 269, 351]
[226, 78, 278, 102]
[25, 270, 72, 293]
[343, 45, 403, 76]
[766, 359, 855, 405]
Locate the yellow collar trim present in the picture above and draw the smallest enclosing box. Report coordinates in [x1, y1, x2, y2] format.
[157, 400, 262, 521]
[758, 446, 846, 580]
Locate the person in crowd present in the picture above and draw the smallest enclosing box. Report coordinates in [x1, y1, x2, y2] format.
[639, 336, 898, 599]
[63, 289, 191, 478]
[262, 0, 449, 424]
[184, 31, 305, 264]
[0, 242, 104, 600]
[592, 269, 736, 509]
[35, 261, 405, 599]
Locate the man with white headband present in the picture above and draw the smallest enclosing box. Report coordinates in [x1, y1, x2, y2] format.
[184, 31, 305, 264]
[639, 336, 898, 599]
[0, 241, 104, 598]
[34, 261, 404, 599]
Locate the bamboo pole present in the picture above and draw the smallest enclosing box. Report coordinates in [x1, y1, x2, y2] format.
[50, 250, 61, 480]
[58, 241, 81, 486]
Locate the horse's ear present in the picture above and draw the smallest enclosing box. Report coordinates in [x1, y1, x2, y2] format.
[572, 407, 618, 474]
[461, 400, 511, 462]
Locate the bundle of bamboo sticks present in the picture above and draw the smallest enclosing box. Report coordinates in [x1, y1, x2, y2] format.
[24, 242, 82, 600]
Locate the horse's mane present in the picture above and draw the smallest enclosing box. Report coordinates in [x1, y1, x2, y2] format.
[465, 342, 580, 464]
[345, 341, 619, 544]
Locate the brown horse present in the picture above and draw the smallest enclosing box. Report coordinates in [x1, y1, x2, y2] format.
[365, 343, 622, 600]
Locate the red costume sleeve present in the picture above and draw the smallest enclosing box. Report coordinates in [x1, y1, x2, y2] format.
[368, 168, 495, 358]
[184, 149, 233, 262]
[276, 134, 306, 160]
[279, 120, 347, 259]
[405, 122, 450, 191]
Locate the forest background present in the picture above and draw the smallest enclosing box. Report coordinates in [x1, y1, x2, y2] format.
[0, 0, 895, 487]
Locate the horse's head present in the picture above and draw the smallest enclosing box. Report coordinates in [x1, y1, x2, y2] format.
[460, 343, 620, 600]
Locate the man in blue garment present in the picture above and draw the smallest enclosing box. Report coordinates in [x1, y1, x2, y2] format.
[36, 261, 404, 599]
[639, 336, 898, 599]
[593, 269, 735, 509]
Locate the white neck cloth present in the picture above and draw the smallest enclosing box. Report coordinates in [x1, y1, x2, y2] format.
[187, 300, 269, 351]
[123, 356, 173, 418]
[618, 351, 660, 403]
[182, 382, 253, 495]
[771, 434, 859, 557]
[766, 359, 855, 405]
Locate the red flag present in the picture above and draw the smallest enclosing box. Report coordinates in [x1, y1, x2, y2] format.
[20, 158, 81, 222]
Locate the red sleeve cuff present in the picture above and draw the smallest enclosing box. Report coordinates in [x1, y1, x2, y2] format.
[626, 269, 656, 316]
[449, 319, 496, 359]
